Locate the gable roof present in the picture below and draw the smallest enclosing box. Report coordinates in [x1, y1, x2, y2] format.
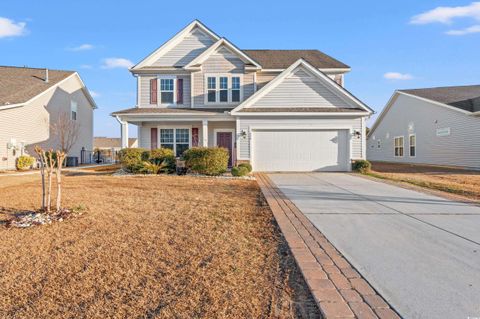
[185, 38, 261, 69]
[94, 137, 137, 148]
[242, 50, 350, 70]
[0, 66, 75, 106]
[399, 85, 480, 113]
[231, 59, 372, 115]
[131, 20, 220, 70]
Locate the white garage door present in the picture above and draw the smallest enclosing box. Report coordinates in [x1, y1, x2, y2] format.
[252, 129, 350, 172]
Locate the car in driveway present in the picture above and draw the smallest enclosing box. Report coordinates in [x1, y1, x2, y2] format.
[269, 172, 480, 319]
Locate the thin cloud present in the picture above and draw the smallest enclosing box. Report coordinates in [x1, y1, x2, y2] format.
[446, 24, 480, 35]
[101, 58, 134, 69]
[0, 17, 27, 38]
[384, 72, 414, 80]
[410, 2, 480, 24]
[80, 64, 93, 69]
[89, 90, 100, 98]
[67, 44, 94, 51]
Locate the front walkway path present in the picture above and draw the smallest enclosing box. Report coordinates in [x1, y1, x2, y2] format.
[256, 173, 400, 319]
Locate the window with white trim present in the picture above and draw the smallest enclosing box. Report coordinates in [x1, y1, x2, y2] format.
[232, 76, 240, 102]
[205, 75, 242, 104]
[207, 77, 216, 102]
[160, 78, 174, 104]
[394, 136, 404, 157]
[409, 134, 416, 157]
[377, 140, 381, 149]
[160, 128, 190, 157]
[70, 100, 77, 120]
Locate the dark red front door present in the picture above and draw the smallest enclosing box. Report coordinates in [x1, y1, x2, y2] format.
[217, 132, 233, 167]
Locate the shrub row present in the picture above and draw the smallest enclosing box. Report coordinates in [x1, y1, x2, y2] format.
[183, 147, 229, 176]
[118, 148, 175, 174]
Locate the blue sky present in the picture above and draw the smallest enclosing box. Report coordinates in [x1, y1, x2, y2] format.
[1, 0, 479, 138]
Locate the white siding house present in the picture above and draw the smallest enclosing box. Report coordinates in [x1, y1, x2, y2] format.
[367, 86, 480, 169]
[0, 66, 96, 170]
[112, 20, 372, 172]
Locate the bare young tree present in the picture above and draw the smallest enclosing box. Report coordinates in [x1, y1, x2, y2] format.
[34, 146, 46, 210]
[55, 150, 66, 211]
[51, 112, 80, 154]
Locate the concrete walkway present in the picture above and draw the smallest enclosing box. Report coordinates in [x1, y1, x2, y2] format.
[268, 173, 480, 319]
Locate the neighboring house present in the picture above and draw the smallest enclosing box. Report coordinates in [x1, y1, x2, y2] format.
[0, 66, 96, 170]
[367, 85, 480, 169]
[94, 137, 138, 152]
[112, 20, 372, 172]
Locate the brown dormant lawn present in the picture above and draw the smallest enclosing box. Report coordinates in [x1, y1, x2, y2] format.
[367, 162, 480, 202]
[0, 171, 319, 318]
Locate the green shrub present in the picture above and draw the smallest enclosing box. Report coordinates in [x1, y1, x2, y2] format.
[140, 161, 166, 174]
[238, 162, 252, 173]
[16, 155, 35, 170]
[353, 160, 371, 174]
[150, 148, 176, 173]
[118, 148, 147, 172]
[183, 147, 229, 176]
[231, 166, 249, 177]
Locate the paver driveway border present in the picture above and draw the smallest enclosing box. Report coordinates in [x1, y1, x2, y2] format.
[256, 173, 401, 319]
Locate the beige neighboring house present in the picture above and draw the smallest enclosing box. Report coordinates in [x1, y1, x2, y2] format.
[112, 20, 372, 172]
[94, 137, 138, 151]
[0, 66, 97, 170]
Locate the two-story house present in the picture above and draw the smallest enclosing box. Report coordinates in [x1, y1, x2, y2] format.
[112, 20, 372, 172]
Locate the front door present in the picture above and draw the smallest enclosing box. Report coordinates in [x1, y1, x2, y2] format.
[216, 132, 233, 167]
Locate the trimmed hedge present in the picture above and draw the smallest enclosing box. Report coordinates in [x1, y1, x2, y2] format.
[150, 148, 176, 173]
[183, 147, 229, 176]
[119, 148, 177, 174]
[16, 155, 35, 170]
[231, 166, 249, 177]
[352, 160, 371, 174]
[238, 162, 252, 173]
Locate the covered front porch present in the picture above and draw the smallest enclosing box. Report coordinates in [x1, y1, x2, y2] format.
[113, 108, 238, 166]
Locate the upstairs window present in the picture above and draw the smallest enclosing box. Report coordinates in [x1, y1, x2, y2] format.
[70, 101, 77, 121]
[219, 77, 228, 102]
[394, 136, 404, 157]
[409, 134, 416, 157]
[232, 77, 241, 102]
[160, 79, 174, 104]
[207, 77, 216, 102]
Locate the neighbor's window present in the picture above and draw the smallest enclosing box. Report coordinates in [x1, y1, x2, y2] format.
[70, 100, 78, 121]
[207, 77, 216, 102]
[377, 140, 381, 149]
[232, 76, 240, 102]
[160, 128, 190, 157]
[409, 134, 416, 157]
[394, 136, 404, 157]
[160, 79, 174, 104]
[219, 77, 228, 102]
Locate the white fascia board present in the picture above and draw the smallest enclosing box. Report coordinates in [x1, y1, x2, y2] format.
[184, 38, 261, 69]
[76, 73, 98, 109]
[231, 58, 372, 114]
[234, 112, 369, 117]
[366, 91, 399, 139]
[259, 68, 351, 73]
[131, 20, 220, 70]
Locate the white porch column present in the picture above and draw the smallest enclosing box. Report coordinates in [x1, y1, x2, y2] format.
[116, 116, 129, 149]
[202, 119, 208, 147]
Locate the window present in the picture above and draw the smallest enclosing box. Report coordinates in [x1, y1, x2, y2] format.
[205, 75, 242, 104]
[394, 136, 404, 157]
[232, 77, 240, 102]
[70, 101, 77, 121]
[377, 140, 381, 149]
[207, 77, 216, 102]
[160, 79, 174, 104]
[219, 77, 228, 102]
[409, 134, 416, 157]
[160, 128, 190, 157]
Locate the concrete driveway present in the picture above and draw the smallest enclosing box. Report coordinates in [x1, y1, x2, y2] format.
[268, 173, 480, 319]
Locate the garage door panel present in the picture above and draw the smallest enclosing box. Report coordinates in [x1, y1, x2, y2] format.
[253, 130, 349, 172]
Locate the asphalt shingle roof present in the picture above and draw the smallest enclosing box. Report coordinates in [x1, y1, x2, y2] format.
[242, 50, 350, 70]
[400, 85, 480, 113]
[0, 66, 75, 106]
[111, 107, 232, 115]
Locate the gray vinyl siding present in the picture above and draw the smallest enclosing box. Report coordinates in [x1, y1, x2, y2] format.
[367, 93, 480, 169]
[138, 74, 191, 108]
[152, 27, 215, 67]
[238, 117, 364, 160]
[250, 67, 352, 108]
[0, 75, 94, 170]
[256, 72, 279, 90]
[193, 47, 254, 108]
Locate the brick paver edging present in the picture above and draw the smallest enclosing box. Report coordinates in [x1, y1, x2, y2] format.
[256, 173, 401, 319]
